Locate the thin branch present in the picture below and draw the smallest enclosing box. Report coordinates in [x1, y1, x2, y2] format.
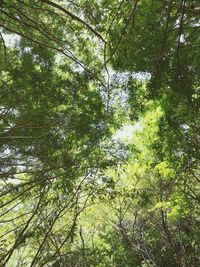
[40, 0, 107, 44]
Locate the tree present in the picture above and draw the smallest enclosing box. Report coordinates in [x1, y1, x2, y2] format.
[0, 0, 199, 266]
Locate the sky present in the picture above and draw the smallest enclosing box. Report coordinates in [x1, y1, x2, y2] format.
[113, 122, 142, 143]
[1, 32, 20, 47]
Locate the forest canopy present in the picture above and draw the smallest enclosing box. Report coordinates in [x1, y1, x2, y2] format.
[0, 0, 200, 266]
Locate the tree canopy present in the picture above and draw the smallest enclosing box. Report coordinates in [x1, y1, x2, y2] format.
[0, 0, 199, 266]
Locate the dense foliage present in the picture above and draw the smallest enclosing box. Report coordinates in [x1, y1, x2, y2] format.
[0, 0, 199, 266]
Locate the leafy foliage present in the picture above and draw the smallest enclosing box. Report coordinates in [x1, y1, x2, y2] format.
[0, 0, 199, 266]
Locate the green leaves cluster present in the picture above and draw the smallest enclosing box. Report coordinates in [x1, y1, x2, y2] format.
[0, 0, 199, 266]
